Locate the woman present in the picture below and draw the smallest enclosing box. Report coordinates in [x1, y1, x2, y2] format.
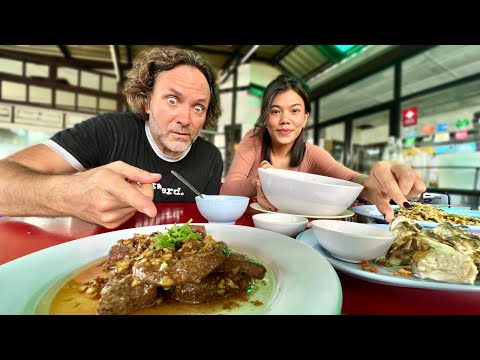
[220, 74, 425, 222]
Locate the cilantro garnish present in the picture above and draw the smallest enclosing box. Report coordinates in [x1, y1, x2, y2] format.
[153, 219, 202, 249]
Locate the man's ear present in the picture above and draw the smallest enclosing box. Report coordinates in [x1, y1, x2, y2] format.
[145, 95, 151, 114]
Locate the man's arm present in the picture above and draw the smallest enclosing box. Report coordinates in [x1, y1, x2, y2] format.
[0, 144, 78, 216]
[0, 144, 161, 228]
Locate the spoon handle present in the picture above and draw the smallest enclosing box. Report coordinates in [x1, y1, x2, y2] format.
[171, 170, 205, 199]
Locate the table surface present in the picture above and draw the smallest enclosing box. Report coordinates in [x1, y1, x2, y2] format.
[2, 202, 480, 315]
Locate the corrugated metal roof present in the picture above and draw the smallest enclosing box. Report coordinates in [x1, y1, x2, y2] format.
[0, 45, 370, 88]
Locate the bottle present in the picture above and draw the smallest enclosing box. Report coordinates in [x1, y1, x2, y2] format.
[395, 138, 405, 162]
[382, 136, 405, 162]
[382, 136, 396, 161]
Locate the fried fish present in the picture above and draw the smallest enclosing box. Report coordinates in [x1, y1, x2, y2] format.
[387, 216, 478, 285]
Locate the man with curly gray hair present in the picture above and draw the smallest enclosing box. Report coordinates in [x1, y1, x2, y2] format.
[0, 47, 223, 229]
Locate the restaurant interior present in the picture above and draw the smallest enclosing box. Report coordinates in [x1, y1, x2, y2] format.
[1, 45, 479, 210]
[1, 45, 480, 315]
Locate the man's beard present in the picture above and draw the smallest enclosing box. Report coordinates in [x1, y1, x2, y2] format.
[150, 119, 199, 154]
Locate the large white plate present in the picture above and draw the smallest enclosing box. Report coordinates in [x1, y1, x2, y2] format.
[297, 228, 480, 292]
[351, 204, 480, 231]
[250, 202, 355, 220]
[0, 224, 342, 315]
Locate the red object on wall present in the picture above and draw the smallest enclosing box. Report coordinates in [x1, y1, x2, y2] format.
[402, 107, 418, 127]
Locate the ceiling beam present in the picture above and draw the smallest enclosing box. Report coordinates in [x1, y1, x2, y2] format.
[303, 62, 335, 81]
[240, 45, 260, 65]
[220, 46, 242, 73]
[0, 49, 129, 71]
[126, 45, 133, 68]
[109, 45, 123, 83]
[219, 44, 256, 84]
[58, 45, 71, 59]
[309, 45, 435, 99]
[269, 45, 297, 74]
[273, 45, 297, 64]
[219, 45, 244, 76]
[0, 72, 121, 99]
[188, 45, 237, 57]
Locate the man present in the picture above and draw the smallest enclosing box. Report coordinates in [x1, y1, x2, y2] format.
[0, 47, 223, 229]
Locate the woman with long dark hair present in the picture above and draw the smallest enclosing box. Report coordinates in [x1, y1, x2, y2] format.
[220, 74, 425, 221]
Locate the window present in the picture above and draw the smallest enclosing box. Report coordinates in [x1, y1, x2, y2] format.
[80, 71, 100, 90]
[26, 63, 49, 79]
[29, 86, 52, 105]
[2, 81, 26, 101]
[57, 67, 78, 86]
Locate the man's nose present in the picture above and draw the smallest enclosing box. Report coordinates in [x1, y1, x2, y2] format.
[175, 105, 191, 126]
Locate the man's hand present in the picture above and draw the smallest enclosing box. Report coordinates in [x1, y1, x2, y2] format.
[360, 161, 426, 222]
[59, 161, 161, 229]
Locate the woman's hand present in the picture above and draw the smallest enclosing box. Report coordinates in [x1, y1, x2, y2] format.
[254, 160, 277, 211]
[359, 161, 426, 222]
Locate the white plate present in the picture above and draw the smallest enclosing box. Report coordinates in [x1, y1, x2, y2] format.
[351, 204, 480, 231]
[250, 202, 355, 220]
[0, 224, 342, 315]
[297, 228, 480, 292]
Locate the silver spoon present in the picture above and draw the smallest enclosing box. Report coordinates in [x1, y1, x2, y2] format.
[171, 170, 205, 199]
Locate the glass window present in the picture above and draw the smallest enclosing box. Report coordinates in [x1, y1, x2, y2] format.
[99, 97, 117, 112]
[26, 63, 49, 78]
[78, 94, 97, 112]
[29, 86, 52, 105]
[80, 71, 100, 90]
[350, 110, 390, 173]
[101, 76, 118, 93]
[308, 100, 315, 127]
[402, 45, 480, 96]
[0, 58, 23, 76]
[57, 67, 78, 86]
[318, 122, 345, 163]
[2, 81, 26, 101]
[319, 67, 393, 122]
[56, 90, 75, 110]
[401, 79, 480, 139]
[15, 106, 62, 127]
[0, 103, 12, 123]
[305, 127, 314, 144]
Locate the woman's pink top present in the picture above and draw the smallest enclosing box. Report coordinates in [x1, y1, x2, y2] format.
[220, 129, 362, 198]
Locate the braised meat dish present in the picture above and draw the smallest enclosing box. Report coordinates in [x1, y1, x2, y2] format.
[80, 222, 267, 314]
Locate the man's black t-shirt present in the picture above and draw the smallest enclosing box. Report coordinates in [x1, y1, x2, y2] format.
[46, 112, 223, 202]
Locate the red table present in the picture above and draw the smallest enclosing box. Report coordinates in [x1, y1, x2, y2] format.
[1, 202, 480, 315]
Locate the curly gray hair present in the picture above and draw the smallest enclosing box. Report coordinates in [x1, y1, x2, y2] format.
[123, 47, 221, 129]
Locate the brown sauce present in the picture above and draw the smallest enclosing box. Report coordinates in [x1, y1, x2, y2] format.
[40, 254, 276, 315]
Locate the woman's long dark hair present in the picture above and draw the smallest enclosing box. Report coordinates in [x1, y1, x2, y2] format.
[253, 74, 311, 167]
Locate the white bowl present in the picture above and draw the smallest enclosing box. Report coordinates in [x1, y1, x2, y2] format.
[310, 220, 395, 263]
[252, 213, 308, 237]
[195, 195, 250, 224]
[258, 168, 363, 216]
